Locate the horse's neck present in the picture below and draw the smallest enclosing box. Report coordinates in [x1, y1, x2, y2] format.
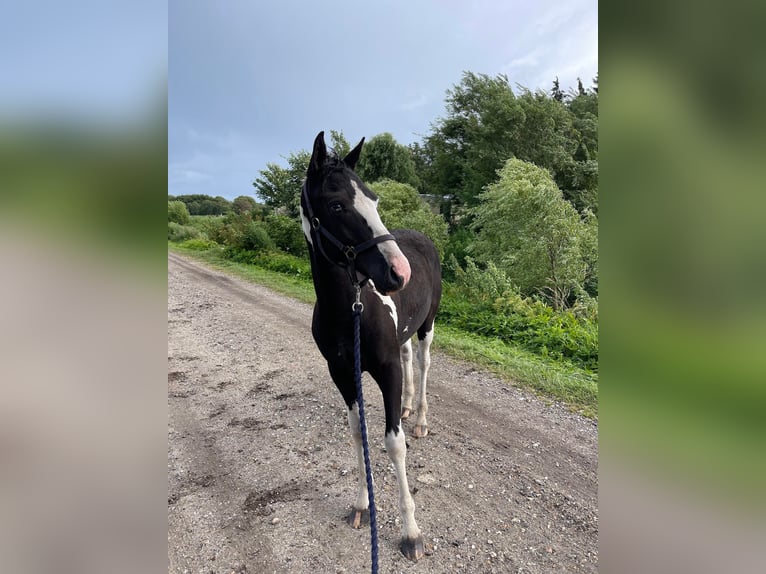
[309, 249, 354, 313]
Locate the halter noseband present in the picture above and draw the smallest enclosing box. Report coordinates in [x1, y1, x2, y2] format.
[301, 179, 396, 286]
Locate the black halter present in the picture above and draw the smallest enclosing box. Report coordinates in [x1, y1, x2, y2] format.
[301, 180, 396, 286]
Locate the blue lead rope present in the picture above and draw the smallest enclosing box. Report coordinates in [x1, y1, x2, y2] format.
[352, 292, 379, 574]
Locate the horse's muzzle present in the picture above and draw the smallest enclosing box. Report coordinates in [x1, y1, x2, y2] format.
[387, 253, 411, 293]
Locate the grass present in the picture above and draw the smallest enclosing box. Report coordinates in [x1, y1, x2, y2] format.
[169, 242, 598, 418]
[434, 325, 597, 418]
[170, 242, 315, 303]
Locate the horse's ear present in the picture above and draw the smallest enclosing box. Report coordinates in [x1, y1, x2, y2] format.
[342, 137, 365, 170]
[308, 131, 327, 179]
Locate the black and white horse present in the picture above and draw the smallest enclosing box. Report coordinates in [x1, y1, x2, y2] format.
[300, 132, 442, 561]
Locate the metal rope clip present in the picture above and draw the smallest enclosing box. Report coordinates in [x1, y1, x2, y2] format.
[352, 283, 364, 314]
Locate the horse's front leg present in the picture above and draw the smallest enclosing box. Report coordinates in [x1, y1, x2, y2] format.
[329, 362, 371, 528]
[374, 361, 425, 562]
[346, 401, 371, 528]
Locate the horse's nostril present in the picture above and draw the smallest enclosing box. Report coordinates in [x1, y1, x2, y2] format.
[390, 267, 404, 288]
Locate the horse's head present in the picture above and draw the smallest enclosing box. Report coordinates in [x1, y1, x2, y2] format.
[301, 131, 411, 295]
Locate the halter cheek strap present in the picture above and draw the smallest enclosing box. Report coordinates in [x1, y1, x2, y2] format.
[302, 181, 396, 284]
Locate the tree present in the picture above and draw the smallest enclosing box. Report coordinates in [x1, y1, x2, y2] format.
[173, 194, 231, 215]
[369, 179, 448, 256]
[551, 76, 564, 102]
[232, 195, 257, 214]
[419, 72, 598, 216]
[168, 200, 190, 225]
[253, 149, 310, 217]
[357, 133, 420, 188]
[469, 159, 593, 310]
[328, 129, 350, 158]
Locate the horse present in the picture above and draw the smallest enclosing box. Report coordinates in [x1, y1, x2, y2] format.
[300, 131, 442, 561]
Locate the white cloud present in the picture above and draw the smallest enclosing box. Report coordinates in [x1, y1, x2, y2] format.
[506, 50, 543, 70]
[398, 94, 428, 111]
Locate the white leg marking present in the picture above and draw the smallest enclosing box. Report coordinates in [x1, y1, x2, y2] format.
[385, 426, 421, 541]
[401, 338, 414, 415]
[347, 404, 369, 511]
[415, 327, 434, 432]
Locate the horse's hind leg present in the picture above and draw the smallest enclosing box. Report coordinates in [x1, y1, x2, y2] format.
[373, 360, 425, 561]
[385, 423, 424, 561]
[413, 325, 434, 438]
[400, 338, 415, 419]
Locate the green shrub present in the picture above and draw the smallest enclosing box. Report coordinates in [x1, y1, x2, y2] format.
[369, 179, 449, 256]
[264, 214, 307, 255]
[177, 238, 218, 251]
[442, 226, 474, 280]
[440, 258, 598, 371]
[242, 220, 275, 252]
[168, 200, 191, 225]
[223, 248, 310, 278]
[168, 222, 201, 242]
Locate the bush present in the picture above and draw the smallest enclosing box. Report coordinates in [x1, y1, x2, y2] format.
[242, 220, 275, 252]
[177, 238, 218, 251]
[442, 226, 474, 280]
[469, 158, 593, 310]
[440, 258, 598, 371]
[265, 214, 307, 255]
[168, 222, 201, 242]
[223, 248, 310, 278]
[168, 200, 191, 225]
[369, 179, 449, 256]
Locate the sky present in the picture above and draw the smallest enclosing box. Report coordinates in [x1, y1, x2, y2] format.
[169, 1, 597, 201]
[4, 1, 596, 203]
[1, 1, 166, 123]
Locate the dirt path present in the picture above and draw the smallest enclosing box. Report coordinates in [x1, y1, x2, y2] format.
[167, 252, 598, 574]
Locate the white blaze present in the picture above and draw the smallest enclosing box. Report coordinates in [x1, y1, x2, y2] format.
[350, 180, 411, 287]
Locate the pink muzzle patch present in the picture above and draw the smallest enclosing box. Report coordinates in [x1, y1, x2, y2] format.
[391, 253, 411, 289]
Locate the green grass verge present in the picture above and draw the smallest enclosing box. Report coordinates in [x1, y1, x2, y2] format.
[169, 242, 598, 418]
[170, 243, 315, 303]
[433, 325, 597, 418]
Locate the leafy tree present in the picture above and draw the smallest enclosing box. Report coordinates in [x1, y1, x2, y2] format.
[357, 132, 419, 188]
[551, 76, 564, 102]
[369, 179, 448, 256]
[173, 194, 231, 215]
[419, 71, 598, 216]
[168, 200, 190, 225]
[422, 72, 525, 210]
[253, 149, 310, 217]
[469, 159, 593, 310]
[232, 195, 257, 214]
[328, 129, 351, 158]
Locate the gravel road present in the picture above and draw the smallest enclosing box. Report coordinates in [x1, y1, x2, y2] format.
[167, 252, 598, 573]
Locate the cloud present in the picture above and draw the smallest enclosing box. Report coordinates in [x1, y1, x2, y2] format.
[398, 94, 428, 111]
[506, 50, 543, 69]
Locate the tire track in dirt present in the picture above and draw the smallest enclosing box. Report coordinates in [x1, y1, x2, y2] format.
[167, 252, 598, 573]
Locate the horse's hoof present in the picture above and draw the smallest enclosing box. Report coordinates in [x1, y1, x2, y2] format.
[346, 508, 369, 529]
[413, 424, 428, 438]
[400, 535, 425, 561]
[401, 407, 411, 419]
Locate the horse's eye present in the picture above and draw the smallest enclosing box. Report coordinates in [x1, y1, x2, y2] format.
[329, 201, 344, 214]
